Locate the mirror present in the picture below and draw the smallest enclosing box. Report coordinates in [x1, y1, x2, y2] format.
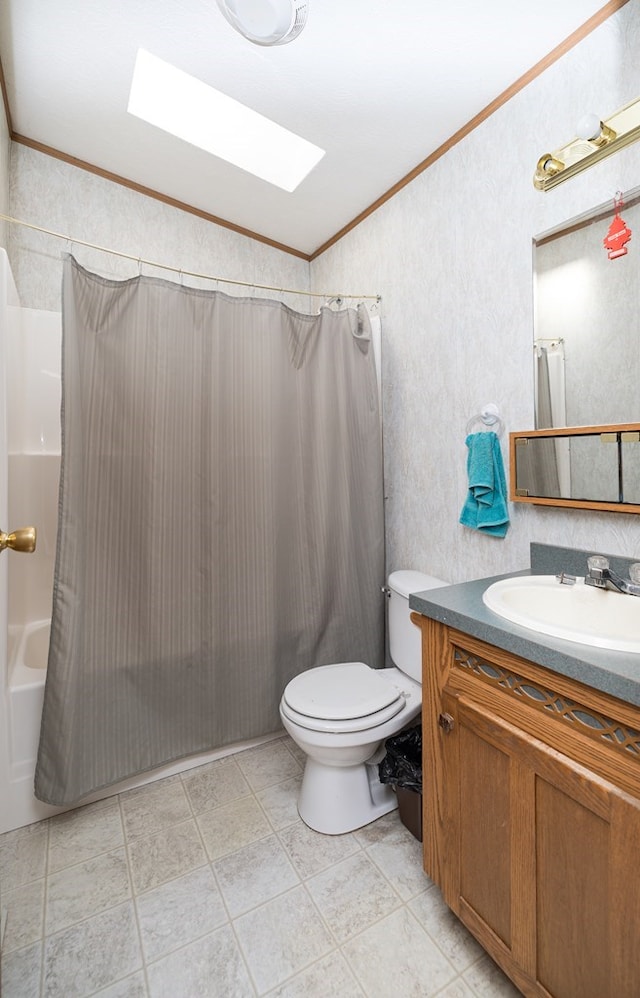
[533, 187, 640, 428]
[510, 425, 640, 514]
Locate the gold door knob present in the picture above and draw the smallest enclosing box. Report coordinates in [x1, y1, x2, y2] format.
[0, 526, 37, 553]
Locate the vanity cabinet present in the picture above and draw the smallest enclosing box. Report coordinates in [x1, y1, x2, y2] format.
[416, 615, 640, 998]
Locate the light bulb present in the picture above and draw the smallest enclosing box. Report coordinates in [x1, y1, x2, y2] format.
[576, 113, 603, 142]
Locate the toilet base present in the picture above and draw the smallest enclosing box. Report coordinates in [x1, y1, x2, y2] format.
[297, 756, 398, 835]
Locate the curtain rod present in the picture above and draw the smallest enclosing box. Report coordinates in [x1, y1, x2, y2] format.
[0, 214, 381, 302]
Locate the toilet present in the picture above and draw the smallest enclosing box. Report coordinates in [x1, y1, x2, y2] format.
[279, 570, 449, 835]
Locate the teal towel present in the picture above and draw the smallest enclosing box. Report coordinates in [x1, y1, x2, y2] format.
[459, 431, 510, 537]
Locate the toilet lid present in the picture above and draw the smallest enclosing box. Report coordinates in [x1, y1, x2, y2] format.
[284, 662, 402, 720]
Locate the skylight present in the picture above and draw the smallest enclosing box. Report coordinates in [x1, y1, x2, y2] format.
[127, 49, 325, 192]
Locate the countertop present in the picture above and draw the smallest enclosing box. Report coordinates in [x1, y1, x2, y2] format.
[409, 570, 640, 709]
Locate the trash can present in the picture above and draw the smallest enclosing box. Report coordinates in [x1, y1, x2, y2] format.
[378, 724, 423, 841]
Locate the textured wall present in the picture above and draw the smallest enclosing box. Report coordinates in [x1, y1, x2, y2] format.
[7, 5, 640, 588]
[312, 2, 640, 583]
[8, 148, 311, 312]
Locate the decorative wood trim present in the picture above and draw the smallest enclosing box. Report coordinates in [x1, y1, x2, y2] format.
[310, 0, 631, 260]
[453, 647, 640, 761]
[440, 627, 640, 801]
[609, 792, 640, 996]
[440, 691, 461, 912]
[10, 133, 311, 262]
[0, 1, 629, 261]
[458, 897, 539, 997]
[413, 612, 452, 885]
[513, 422, 640, 438]
[510, 757, 537, 978]
[511, 494, 640, 514]
[447, 627, 640, 730]
[0, 55, 12, 135]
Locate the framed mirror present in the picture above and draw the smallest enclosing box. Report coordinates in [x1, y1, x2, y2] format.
[533, 186, 640, 429]
[510, 424, 640, 514]
[515, 189, 640, 513]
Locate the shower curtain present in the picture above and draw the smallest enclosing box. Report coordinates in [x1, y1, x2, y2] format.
[529, 342, 569, 498]
[35, 256, 384, 805]
[543, 342, 570, 497]
[528, 346, 561, 498]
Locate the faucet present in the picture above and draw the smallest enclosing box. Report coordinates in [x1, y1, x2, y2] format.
[584, 555, 640, 597]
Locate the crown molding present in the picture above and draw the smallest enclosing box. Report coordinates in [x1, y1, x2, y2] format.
[1, 0, 631, 262]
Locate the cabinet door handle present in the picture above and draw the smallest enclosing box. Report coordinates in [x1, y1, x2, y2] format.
[438, 712, 455, 734]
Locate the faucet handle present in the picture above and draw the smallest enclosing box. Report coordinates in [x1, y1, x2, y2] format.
[587, 555, 610, 573]
[630, 564, 640, 584]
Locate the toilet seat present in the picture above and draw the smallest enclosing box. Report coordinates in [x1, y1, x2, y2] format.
[281, 662, 409, 733]
[285, 662, 401, 719]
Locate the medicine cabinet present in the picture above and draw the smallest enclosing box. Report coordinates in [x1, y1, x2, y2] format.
[509, 424, 640, 514]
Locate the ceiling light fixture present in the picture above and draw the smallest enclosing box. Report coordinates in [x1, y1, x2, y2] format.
[215, 0, 309, 46]
[534, 95, 640, 191]
[127, 49, 324, 191]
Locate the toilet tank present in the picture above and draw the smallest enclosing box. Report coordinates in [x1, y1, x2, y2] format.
[388, 570, 449, 682]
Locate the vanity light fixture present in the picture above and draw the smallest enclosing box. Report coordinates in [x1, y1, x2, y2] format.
[534, 95, 640, 191]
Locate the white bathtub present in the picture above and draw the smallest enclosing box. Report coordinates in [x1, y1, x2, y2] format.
[4, 609, 282, 832]
[11, 618, 50, 686]
[8, 619, 49, 777]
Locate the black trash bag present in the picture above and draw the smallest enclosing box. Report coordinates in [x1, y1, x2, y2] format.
[378, 723, 422, 793]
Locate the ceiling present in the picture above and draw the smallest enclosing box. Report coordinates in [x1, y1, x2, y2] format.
[0, 1, 618, 258]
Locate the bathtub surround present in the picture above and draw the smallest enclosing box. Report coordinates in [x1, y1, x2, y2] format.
[35, 257, 383, 805]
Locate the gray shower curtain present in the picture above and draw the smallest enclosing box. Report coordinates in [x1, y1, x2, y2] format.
[525, 348, 561, 498]
[35, 256, 384, 805]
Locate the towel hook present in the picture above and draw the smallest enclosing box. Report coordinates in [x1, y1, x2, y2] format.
[465, 402, 504, 438]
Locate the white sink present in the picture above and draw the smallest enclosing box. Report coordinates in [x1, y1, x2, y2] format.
[482, 575, 640, 653]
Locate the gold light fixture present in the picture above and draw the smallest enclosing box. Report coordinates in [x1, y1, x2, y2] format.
[534, 96, 640, 191]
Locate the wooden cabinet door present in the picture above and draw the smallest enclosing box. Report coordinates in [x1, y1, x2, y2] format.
[441, 692, 640, 998]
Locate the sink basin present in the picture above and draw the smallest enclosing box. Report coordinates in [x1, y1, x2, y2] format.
[482, 575, 640, 653]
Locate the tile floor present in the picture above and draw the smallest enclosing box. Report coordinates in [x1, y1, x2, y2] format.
[0, 735, 522, 997]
